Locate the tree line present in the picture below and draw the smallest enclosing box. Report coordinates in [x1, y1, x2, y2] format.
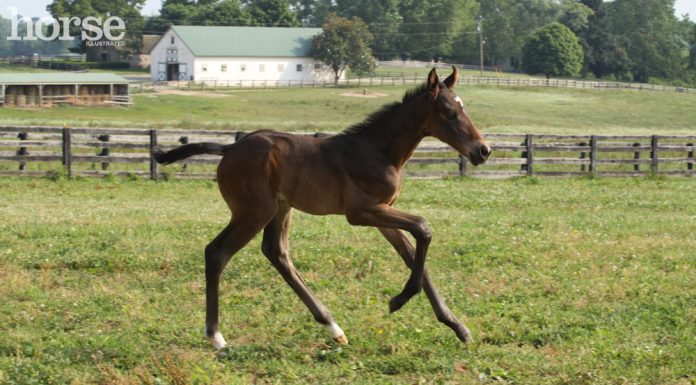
[2, 0, 695, 86]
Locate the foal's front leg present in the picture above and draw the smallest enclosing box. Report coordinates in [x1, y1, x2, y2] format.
[379, 228, 473, 343]
[346, 204, 431, 312]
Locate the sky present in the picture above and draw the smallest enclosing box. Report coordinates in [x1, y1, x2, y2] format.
[1, 0, 695, 21]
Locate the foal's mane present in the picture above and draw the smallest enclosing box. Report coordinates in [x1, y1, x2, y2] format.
[342, 82, 430, 135]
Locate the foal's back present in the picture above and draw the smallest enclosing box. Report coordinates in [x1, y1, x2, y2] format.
[217, 130, 378, 217]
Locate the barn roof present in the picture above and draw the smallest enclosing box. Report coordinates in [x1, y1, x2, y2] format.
[0, 73, 129, 85]
[169, 26, 322, 57]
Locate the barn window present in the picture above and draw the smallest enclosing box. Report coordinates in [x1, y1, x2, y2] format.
[278, 64, 284, 72]
[221, 64, 227, 72]
[171, 36, 175, 44]
[259, 64, 266, 72]
[202, 64, 208, 72]
[296, 64, 303, 72]
[166, 49, 177, 62]
[240, 64, 247, 72]
[314, 63, 322, 70]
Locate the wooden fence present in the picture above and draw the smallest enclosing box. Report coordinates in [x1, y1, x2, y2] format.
[130, 76, 696, 94]
[1, 126, 694, 179]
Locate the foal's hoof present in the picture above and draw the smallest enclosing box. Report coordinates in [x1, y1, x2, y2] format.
[459, 327, 474, 344]
[389, 294, 409, 313]
[333, 335, 349, 345]
[208, 331, 227, 350]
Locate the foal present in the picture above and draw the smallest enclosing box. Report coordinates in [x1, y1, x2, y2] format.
[154, 67, 490, 349]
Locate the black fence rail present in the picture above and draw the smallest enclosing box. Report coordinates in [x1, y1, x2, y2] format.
[1, 126, 694, 179]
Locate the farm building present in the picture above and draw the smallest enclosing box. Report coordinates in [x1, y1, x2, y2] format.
[87, 34, 160, 69]
[149, 26, 336, 83]
[0, 73, 131, 107]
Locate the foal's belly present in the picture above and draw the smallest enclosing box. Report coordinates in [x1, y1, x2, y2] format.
[277, 161, 347, 215]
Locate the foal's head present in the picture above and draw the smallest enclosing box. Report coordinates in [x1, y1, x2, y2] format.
[421, 67, 491, 165]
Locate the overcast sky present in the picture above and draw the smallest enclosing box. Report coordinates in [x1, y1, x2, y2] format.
[1, 0, 695, 22]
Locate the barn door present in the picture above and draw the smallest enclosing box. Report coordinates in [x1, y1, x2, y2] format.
[158, 63, 166, 81]
[178, 64, 188, 80]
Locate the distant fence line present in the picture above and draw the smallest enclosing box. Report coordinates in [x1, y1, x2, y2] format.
[1, 126, 695, 180]
[0, 56, 87, 72]
[131, 76, 696, 94]
[377, 60, 515, 73]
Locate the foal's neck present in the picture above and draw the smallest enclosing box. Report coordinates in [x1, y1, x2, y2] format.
[382, 96, 429, 168]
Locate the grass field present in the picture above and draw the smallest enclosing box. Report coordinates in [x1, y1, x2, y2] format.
[0, 177, 694, 384]
[1, 85, 695, 136]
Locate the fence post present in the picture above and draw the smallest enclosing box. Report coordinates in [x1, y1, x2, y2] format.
[687, 143, 694, 173]
[633, 142, 641, 172]
[17, 132, 29, 171]
[525, 134, 534, 176]
[590, 135, 597, 177]
[62, 127, 72, 177]
[579, 141, 587, 172]
[650, 135, 658, 174]
[149, 129, 158, 180]
[458, 155, 468, 176]
[98, 134, 110, 170]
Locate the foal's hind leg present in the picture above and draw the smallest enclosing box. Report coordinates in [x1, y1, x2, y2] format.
[205, 214, 273, 350]
[379, 228, 473, 343]
[261, 203, 348, 344]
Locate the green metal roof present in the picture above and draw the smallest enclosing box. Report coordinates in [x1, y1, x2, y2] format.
[171, 26, 321, 57]
[0, 73, 129, 84]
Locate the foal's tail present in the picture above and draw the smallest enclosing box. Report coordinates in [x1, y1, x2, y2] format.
[153, 142, 233, 165]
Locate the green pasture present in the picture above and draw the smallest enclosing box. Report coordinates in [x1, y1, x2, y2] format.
[1, 84, 695, 136]
[0, 177, 694, 384]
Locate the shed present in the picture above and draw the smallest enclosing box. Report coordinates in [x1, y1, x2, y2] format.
[0, 73, 131, 107]
[149, 26, 336, 83]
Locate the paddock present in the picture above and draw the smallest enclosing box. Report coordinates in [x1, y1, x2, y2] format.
[0, 73, 131, 108]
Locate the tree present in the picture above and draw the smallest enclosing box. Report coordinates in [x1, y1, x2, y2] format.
[605, 0, 682, 82]
[690, 23, 696, 71]
[194, 0, 252, 25]
[48, 0, 146, 53]
[295, 0, 335, 26]
[579, 1, 631, 79]
[522, 22, 583, 78]
[311, 14, 376, 83]
[398, 0, 478, 61]
[335, 0, 402, 60]
[245, 0, 301, 27]
[557, 0, 593, 34]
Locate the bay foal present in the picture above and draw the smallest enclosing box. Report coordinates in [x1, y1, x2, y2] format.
[154, 67, 490, 349]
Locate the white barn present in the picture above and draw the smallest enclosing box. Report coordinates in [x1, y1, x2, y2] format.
[149, 26, 337, 84]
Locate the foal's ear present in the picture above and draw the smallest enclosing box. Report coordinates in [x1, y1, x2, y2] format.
[427, 68, 439, 99]
[443, 65, 458, 90]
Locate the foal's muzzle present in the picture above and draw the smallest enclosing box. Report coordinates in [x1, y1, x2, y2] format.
[469, 143, 491, 166]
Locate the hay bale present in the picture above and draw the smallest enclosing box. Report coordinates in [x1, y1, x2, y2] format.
[26, 87, 36, 106]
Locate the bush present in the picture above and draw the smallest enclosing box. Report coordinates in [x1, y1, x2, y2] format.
[522, 22, 583, 79]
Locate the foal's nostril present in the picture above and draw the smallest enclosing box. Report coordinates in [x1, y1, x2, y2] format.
[479, 145, 491, 159]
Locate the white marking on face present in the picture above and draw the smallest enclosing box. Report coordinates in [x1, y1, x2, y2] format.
[326, 322, 345, 339]
[454, 95, 465, 110]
